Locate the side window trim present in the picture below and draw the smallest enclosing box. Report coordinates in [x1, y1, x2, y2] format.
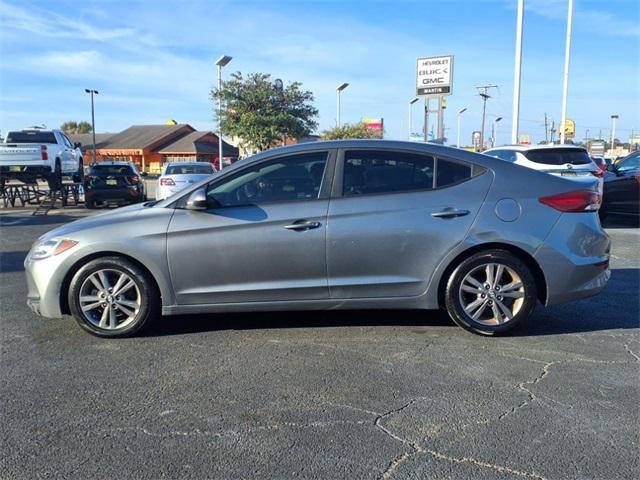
[334, 147, 482, 198]
[176, 149, 336, 209]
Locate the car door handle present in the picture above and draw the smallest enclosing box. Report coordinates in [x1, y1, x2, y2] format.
[431, 209, 470, 219]
[284, 220, 321, 231]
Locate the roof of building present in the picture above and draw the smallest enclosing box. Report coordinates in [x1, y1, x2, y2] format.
[159, 131, 239, 156]
[69, 133, 114, 149]
[101, 124, 194, 149]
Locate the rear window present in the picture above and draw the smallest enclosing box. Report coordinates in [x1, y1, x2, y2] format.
[90, 165, 134, 175]
[166, 164, 213, 175]
[5, 131, 57, 144]
[524, 148, 591, 166]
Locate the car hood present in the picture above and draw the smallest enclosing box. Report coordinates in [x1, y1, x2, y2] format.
[39, 202, 155, 241]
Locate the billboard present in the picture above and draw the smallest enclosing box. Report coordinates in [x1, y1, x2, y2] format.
[363, 118, 384, 138]
[416, 55, 454, 96]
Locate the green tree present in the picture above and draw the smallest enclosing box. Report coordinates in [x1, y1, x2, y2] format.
[212, 72, 318, 152]
[60, 121, 92, 135]
[321, 122, 382, 140]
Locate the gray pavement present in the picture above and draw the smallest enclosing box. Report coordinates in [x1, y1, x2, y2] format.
[0, 210, 638, 480]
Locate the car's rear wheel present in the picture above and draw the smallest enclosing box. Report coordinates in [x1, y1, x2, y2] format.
[68, 256, 158, 337]
[445, 250, 537, 335]
[72, 159, 84, 183]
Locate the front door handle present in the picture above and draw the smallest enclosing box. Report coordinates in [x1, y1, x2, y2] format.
[431, 209, 470, 219]
[284, 220, 321, 231]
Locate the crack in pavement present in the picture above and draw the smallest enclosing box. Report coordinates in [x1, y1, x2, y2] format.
[323, 398, 548, 480]
[624, 343, 640, 363]
[498, 361, 556, 421]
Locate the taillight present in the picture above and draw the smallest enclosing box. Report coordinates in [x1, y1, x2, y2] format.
[591, 169, 604, 178]
[160, 177, 175, 186]
[539, 190, 601, 212]
[41, 145, 48, 160]
[130, 175, 140, 184]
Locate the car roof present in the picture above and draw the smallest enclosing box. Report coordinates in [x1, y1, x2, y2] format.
[485, 143, 587, 152]
[164, 162, 211, 167]
[91, 162, 132, 166]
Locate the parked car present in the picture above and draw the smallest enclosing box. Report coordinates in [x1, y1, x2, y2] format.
[591, 156, 611, 173]
[600, 151, 640, 222]
[156, 162, 215, 200]
[25, 140, 609, 338]
[484, 144, 603, 187]
[0, 127, 84, 189]
[83, 162, 147, 208]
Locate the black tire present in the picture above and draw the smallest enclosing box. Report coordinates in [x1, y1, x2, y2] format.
[47, 160, 62, 190]
[68, 256, 159, 338]
[85, 199, 96, 209]
[444, 249, 537, 336]
[72, 160, 84, 183]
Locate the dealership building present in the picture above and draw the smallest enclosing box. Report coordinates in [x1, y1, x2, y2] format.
[71, 124, 239, 173]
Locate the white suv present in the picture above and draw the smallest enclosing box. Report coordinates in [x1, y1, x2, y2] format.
[484, 144, 602, 190]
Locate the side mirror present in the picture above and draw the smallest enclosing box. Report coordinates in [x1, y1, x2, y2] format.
[186, 188, 208, 210]
[74, 142, 82, 149]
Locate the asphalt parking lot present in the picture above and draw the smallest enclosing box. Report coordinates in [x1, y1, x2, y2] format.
[1, 208, 638, 480]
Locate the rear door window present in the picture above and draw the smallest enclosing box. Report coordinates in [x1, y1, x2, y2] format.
[342, 150, 434, 196]
[436, 159, 473, 187]
[524, 148, 592, 166]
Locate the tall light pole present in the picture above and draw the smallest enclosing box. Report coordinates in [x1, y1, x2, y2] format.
[84, 89, 98, 164]
[610, 114, 619, 150]
[511, 0, 524, 144]
[336, 82, 349, 127]
[559, 0, 574, 144]
[492, 117, 503, 147]
[456, 107, 467, 148]
[408, 97, 419, 139]
[215, 54, 232, 171]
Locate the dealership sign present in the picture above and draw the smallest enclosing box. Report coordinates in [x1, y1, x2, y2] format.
[416, 55, 453, 96]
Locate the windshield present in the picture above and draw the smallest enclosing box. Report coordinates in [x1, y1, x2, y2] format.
[524, 148, 592, 166]
[5, 131, 57, 144]
[618, 152, 640, 172]
[165, 164, 213, 175]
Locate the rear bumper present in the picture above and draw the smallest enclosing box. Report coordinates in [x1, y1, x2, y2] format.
[1, 165, 52, 178]
[85, 187, 141, 201]
[535, 212, 611, 306]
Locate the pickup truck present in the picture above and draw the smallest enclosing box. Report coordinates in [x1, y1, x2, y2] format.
[0, 128, 84, 189]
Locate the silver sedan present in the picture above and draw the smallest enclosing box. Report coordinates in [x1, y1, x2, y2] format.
[24, 140, 610, 337]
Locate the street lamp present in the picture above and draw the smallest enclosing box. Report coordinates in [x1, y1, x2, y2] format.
[408, 97, 419, 140]
[456, 107, 467, 148]
[610, 114, 619, 150]
[559, 0, 574, 144]
[84, 89, 99, 164]
[336, 82, 349, 127]
[492, 117, 503, 147]
[215, 54, 232, 171]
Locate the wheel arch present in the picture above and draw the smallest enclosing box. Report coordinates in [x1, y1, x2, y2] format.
[60, 251, 163, 315]
[436, 242, 547, 308]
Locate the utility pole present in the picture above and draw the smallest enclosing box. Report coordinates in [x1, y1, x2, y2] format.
[550, 121, 556, 143]
[475, 84, 498, 151]
[559, 0, 574, 144]
[511, 0, 524, 144]
[84, 89, 98, 164]
[423, 98, 430, 142]
[544, 113, 549, 143]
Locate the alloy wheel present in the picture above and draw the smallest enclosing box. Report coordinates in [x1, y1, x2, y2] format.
[458, 262, 525, 325]
[78, 269, 141, 330]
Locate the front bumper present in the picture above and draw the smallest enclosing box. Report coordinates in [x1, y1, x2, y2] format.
[24, 253, 66, 318]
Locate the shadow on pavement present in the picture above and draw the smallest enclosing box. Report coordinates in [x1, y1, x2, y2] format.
[0, 251, 29, 273]
[0, 213, 85, 227]
[145, 268, 639, 338]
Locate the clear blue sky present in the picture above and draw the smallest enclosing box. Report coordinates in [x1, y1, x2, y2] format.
[1, 0, 638, 145]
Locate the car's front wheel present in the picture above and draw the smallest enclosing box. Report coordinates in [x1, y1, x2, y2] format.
[68, 256, 158, 337]
[444, 250, 537, 335]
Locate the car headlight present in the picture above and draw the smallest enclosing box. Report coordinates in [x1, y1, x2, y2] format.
[29, 238, 78, 260]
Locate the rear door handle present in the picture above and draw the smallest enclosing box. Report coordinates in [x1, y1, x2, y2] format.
[284, 220, 321, 231]
[431, 209, 470, 219]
